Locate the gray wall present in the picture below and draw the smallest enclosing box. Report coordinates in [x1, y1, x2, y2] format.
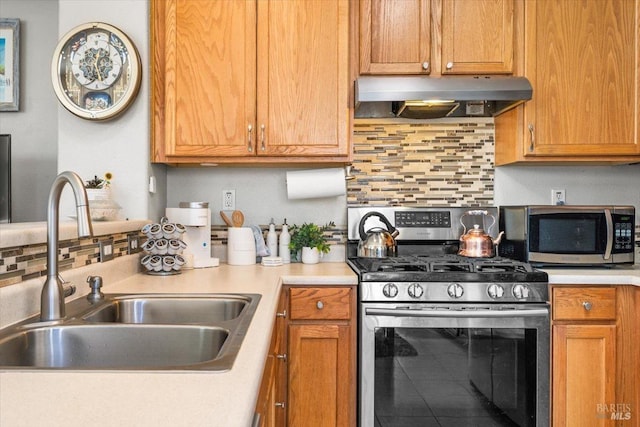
[167, 167, 348, 227]
[495, 164, 640, 225]
[0, 0, 59, 222]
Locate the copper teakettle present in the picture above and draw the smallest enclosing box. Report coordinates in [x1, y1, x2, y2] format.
[458, 210, 504, 258]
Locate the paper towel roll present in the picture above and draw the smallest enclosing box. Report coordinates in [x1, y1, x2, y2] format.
[286, 168, 346, 200]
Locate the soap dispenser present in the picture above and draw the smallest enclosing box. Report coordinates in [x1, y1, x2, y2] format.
[279, 219, 291, 264]
[267, 218, 278, 257]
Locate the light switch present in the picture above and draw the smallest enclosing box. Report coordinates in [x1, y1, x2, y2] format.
[99, 239, 114, 262]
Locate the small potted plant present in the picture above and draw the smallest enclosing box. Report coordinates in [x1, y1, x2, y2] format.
[84, 172, 120, 221]
[288, 222, 335, 264]
[84, 172, 113, 201]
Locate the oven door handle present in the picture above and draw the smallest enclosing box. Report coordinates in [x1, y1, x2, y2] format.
[365, 307, 549, 318]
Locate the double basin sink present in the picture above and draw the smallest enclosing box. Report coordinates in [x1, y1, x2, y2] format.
[0, 293, 260, 371]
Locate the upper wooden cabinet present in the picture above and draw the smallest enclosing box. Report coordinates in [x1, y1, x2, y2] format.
[359, 0, 514, 75]
[151, 0, 351, 164]
[495, 0, 640, 164]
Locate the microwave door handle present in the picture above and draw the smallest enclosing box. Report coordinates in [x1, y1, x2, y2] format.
[604, 209, 613, 260]
[365, 307, 549, 318]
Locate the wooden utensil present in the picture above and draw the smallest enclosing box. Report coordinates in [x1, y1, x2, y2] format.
[232, 210, 244, 227]
[220, 210, 233, 227]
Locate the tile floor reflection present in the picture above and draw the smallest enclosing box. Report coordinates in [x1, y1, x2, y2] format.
[373, 329, 520, 427]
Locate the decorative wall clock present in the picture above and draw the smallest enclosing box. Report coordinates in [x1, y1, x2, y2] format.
[51, 22, 141, 120]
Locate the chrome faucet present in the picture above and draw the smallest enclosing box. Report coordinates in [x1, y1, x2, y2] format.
[40, 171, 93, 321]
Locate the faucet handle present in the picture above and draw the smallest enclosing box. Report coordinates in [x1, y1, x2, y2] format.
[57, 274, 76, 299]
[86, 275, 105, 304]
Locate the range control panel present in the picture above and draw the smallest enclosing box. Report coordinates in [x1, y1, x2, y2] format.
[395, 211, 451, 228]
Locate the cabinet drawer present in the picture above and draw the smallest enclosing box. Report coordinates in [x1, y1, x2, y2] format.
[552, 287, 616, 321]
[289, 287, 352, 320]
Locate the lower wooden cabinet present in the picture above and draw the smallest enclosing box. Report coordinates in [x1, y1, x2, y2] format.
[256, 285, 357, 427]
[255, 291, 287, 427]
[551, 285, 638, 427]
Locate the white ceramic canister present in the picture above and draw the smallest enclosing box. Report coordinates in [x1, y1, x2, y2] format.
[227, 227, 257, 265]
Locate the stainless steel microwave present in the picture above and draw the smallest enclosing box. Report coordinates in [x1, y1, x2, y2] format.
[498, 205, 635, 266]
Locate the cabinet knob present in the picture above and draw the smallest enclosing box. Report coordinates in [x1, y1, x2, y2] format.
[275, 402, 286, 409]
[247, 124, 254, 152]
[276, 353, 287, 362]
[446, 62, 453, 70]
[583, 301, 592, 311]
[316, 301, 324, 310]
[276, 310, 287, 318]
[422, 61, 430, 71]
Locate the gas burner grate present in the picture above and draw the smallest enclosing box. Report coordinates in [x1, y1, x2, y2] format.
[472, 258, 534, 273]
[351, 254, 536, 276]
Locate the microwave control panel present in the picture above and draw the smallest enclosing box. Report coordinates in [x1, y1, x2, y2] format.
[614, 215, 635, 251]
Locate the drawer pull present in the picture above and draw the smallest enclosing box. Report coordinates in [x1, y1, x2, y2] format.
[316, 301, 324, 310]
[583, 301, 592, 311]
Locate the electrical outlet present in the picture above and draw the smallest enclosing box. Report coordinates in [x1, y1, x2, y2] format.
[551, 189, 566, 205]
[222, 189, 236, 210]
[127, 234, 141, 255]
[99, 239, 114, 262]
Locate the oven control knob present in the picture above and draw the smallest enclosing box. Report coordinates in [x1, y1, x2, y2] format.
[447, 283, 464, 299]
[408, 283, 424, 299]
[487, 284, 505, 299]
[382, 283, 399, 298]
[512, 284, 530, 299]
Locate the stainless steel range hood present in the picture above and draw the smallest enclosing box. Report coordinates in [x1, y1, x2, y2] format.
[355, 75, 532, 119]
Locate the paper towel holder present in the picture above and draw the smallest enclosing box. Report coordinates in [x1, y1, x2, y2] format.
[345, 165, 355, 181]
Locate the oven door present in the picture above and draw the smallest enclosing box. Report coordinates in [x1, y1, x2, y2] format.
[359, 303, 550, 427]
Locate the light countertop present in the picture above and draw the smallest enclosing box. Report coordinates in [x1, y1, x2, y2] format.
[543, 265, 640, 286]
[1, 256, 638, 427]
[0, 260, 357, 427]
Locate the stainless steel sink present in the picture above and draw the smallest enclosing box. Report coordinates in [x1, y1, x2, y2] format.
[82, 295, 249, 324]
[0, 293, 260, 371]
[0, 324, 228, 369]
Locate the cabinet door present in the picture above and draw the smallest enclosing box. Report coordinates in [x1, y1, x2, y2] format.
[152, 0, 256, 160]
[287, 323, 353, 427]
[553, 324, 616, 427]
[256, 0, 350, 158]
[523, 0, 640, 158]
[359, 0, 432, 74]
[440, 0, 514, 74]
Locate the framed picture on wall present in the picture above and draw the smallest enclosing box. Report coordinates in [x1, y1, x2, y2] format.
[0, 19, 20, 112]
[0, 134, 10, 223]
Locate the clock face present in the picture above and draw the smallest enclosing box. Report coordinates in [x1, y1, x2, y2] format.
[51, 22, 141, 120]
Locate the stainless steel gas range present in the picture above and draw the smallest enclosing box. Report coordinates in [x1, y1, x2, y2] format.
[347, 206, 550, 427]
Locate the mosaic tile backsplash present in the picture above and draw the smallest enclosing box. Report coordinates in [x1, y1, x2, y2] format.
[2, 120, 639, 287]
[347, 120, 495, 206]
[0, 232, 142, 288]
